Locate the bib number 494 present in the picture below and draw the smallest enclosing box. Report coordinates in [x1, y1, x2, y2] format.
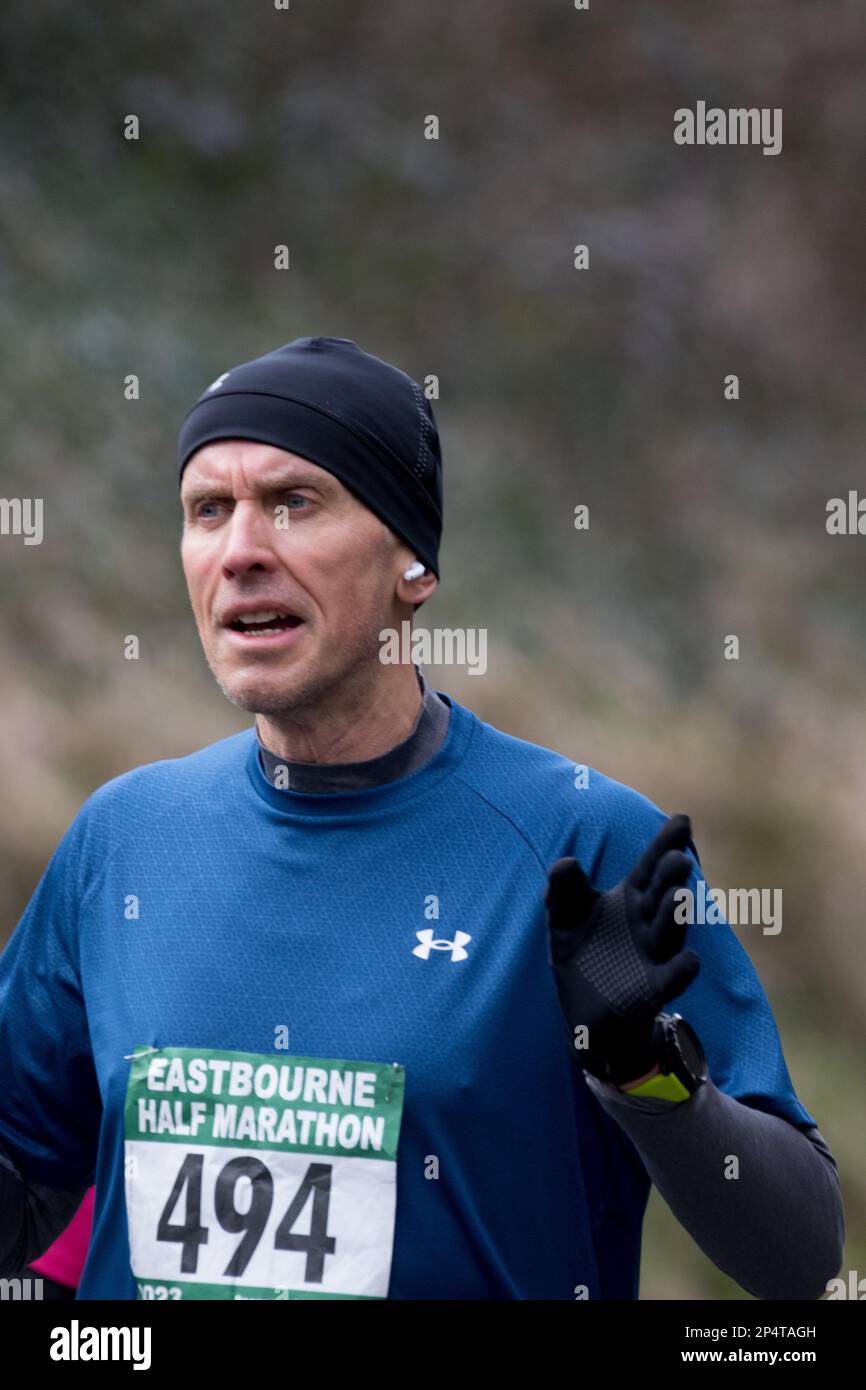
[158, 1152, 336, 1282]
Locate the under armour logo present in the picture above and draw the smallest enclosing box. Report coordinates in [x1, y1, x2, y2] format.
[412, 929, 472, 962]
[206, 371, 230, 393]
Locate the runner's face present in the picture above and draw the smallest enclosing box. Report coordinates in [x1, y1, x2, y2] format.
[180, 441, 404, 715]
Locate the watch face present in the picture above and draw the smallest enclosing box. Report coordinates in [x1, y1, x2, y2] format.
[674, 1018, 707, 1080]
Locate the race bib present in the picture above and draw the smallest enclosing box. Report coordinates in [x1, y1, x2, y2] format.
[123, 1046, 405, 1300]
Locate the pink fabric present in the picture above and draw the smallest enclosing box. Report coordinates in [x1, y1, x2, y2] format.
[30, 1186, 95, 1288]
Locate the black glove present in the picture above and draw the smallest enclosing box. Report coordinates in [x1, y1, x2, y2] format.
[545, 814, 701, 1086]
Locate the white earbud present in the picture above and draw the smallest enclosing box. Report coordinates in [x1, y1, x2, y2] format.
[403, 561, 426, 581]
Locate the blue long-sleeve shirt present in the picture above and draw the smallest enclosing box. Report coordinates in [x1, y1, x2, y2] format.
[0, 687, 841, 1298]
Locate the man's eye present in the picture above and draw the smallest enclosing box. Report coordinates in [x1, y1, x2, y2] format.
[281, 496, 311, 510]
[196, 501, 222, 518]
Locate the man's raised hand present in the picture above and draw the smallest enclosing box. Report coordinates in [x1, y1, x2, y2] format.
[545, 814, 701, 1086]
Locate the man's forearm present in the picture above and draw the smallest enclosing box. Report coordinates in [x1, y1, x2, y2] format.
[584, 1074, 844, 1300]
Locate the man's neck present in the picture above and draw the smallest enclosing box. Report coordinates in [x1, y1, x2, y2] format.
[256, 668, 450, 794]
[255, 665, 424, 764]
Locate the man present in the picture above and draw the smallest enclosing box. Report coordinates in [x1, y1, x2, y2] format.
[0, 336, 844, 1299]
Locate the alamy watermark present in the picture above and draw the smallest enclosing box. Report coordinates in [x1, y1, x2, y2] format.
[0, 1275, 43, 1299]
[49, 1320, 151, 1370]
[826, 491, 866, 534]
[825, 1270, 866, 1299]
[674, 102, 782, 157]
[674, 880, 782, 935]
[379, 622, 487, 676]
[0, 497, 43, 544]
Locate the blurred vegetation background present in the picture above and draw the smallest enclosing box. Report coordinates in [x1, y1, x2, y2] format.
[1, 0, 864, 1298]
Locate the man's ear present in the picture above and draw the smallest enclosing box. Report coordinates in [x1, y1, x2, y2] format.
[397, 568, 437, 609]
[386, 524, 437, 608]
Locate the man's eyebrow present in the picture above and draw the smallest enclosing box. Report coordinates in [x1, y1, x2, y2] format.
[181, 472, 334, 502]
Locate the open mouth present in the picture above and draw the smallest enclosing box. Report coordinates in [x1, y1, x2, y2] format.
[226, 610, 304, 636]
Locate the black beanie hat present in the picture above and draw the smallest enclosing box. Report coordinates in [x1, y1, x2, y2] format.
[177, 335, 443, 578]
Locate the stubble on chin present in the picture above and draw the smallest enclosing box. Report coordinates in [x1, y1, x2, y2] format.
[214, 672, 320, 718]
[209, 652, 321, 717]
[204, 610, 388, 720]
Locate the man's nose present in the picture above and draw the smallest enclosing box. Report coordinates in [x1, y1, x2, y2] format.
[220, 501, 279, 575]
